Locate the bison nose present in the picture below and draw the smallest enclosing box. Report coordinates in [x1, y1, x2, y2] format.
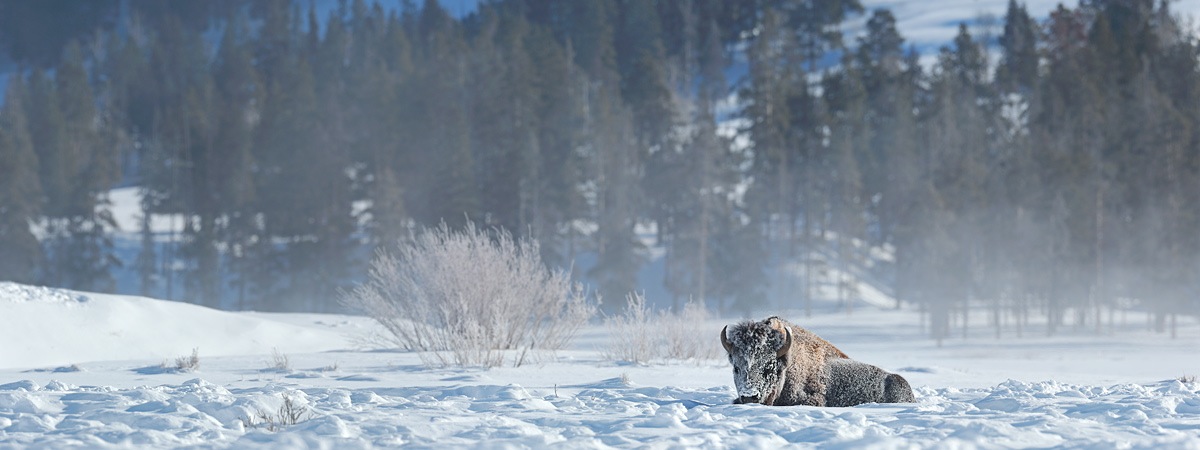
[734, 395, 760, 404]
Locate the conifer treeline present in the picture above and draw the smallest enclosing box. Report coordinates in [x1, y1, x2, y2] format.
[0, 0, 1196, 338]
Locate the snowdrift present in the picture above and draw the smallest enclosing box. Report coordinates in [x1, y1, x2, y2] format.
[0, 283, 359, 370]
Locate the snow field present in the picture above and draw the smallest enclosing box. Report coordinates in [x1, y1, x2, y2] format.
[2, 374, 1199, 448]
[2, 283, 1200, 448]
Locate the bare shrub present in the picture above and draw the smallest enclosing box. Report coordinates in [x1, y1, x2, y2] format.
[604, 293, 721, 364]
[1180, 375, 1197, 384]
[175, 348, 200, 372]
[242, 393, 310, 432]
[660, 300, 721, 360]
[269, 348, 291, 372]
[603, 292, 658, 364]
[341, 222, 596, 367]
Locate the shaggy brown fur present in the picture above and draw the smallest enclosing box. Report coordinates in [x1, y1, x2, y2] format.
[766, 316, 849, 360]
[722, 316, 914, 407]
[765, 316, 849, 406]
[722, 316, 849, 406]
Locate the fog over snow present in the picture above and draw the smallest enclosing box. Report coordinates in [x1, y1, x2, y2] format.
[1, 283, 1198, 448]
[5, 2, 1200, 448]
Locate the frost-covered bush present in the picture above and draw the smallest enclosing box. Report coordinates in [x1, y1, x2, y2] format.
[269, 348, 290, 372]
[603, 292, 657, 364]
[174, 348, 200, 372]
[243, 392, 310, 432]
[604, 293, 721, 364]
[659, 300, 720, 360]
[341, 222, 596, 368]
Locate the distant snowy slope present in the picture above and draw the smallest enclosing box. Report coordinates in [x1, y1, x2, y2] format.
[858, 0, 1200, 50]
[0, 283, 366, 370]
[107, 187, 180, 236]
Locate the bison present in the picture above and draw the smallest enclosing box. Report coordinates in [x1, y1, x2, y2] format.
[720, 316, 915, 407]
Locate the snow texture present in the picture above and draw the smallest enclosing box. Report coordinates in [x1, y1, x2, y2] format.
[1, 282, 1199, 448]
[1, 371, 1198, 448]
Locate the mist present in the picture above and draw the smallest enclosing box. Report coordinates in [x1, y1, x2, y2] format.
[0, 0, 1197, 341]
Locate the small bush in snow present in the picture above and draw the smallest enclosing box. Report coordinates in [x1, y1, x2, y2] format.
[269, 348, 291, 372]
[660, 301, 721, 360]
[341, 222, 596, 368]
[1180, 375, 1197, 384]
[603, 292, 658, 364]
[243, 393, 309, 432]
[604, 293, 721, 364]
[174, 348, 200, 372]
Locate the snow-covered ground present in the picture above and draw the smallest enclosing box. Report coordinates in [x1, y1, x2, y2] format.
[2, 282, 1199, 448]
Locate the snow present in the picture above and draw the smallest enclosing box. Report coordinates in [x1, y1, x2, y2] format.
[0, 282, 359, 370]
[855, 0, 1200, 50]
[1, 283, 1199, 448]
[107, 187, 183, 236]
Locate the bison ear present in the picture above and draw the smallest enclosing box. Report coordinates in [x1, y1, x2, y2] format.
[764, 316, 781, 329]
[776, 326, 792, 358]
[720, 326, 734, 353]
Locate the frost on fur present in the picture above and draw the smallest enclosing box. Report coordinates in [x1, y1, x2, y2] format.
[340, 222, 596, 368]
[722, 316, 914, 406]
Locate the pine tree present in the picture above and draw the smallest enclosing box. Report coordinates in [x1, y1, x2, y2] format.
[855, 9, 917, 248]
[255, 35, 356, 311]
[213, 12, 263, 309]
[647, 10, 739, 310]
[996, 0, 1039, 94]
[0, 76, 43, 283]
[406, 0, 478, 228]
[139, 13, 213, 301]
[916, 25, 994, 340]
[1151, 5, 1200, 337]
[27, 70, 68, 221]
[742, 7, 797, 254]
[469, 8, 539, 235]
[545, 0, 646, 306]
[822, 60, 867, 315]
[27, 42, 122, 292]
[177, 73, 223, 308]
[0, 0, 120, 68]
[709, 206, 769, 316]
[524, 22, 587, 268]
[615, 0, 675, 150]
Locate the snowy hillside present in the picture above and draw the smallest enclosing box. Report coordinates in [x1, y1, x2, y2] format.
[0, 282, 364, 370]
[856, 0, 1200, 47]
[1, 283, 1198, 448]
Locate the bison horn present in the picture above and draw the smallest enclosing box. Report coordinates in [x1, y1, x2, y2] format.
[720, 326, 734, 353]
[776, 326, 792, 358]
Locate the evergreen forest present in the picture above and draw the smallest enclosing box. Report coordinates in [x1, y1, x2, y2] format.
[1, 0, 1198, 340]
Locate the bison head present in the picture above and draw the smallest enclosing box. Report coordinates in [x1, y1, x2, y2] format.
[721, 319, 792, 405]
